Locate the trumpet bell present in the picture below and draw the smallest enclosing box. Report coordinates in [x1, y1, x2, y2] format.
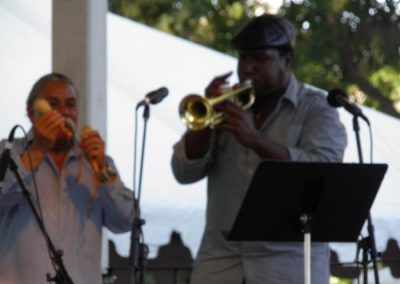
[179, 94, 213, 131]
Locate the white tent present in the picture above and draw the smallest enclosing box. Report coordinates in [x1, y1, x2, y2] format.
[1, 0, 400, 281]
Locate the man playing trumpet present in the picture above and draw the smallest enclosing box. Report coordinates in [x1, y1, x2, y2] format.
[0, 73, 134, 283]
[172, 14, 347, 284]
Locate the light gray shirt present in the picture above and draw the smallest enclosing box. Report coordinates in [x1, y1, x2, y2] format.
[171, 75, 347, 284]
[0, 134, 134, 284]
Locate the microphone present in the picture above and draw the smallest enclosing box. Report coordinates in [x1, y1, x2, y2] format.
[327, 88, 370, 125]
[0, 125, 19, 192]
[136, 87, 169, 109]
[79, 125, 101, 177]
[33, 99, 76, 138]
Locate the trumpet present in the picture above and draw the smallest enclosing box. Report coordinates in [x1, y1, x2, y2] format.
[179, 80, 255, 130]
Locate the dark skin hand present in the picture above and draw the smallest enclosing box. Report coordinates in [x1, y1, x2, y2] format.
[218, 101, 289, 160]
[184, 72, 232, 160]
[218, 102, 259, 147]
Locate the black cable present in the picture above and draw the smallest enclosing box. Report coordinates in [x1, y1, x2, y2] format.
[3, 125, 73, 283]
[21, 126, 77, 281]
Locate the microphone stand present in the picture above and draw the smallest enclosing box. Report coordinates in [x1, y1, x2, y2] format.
[8, 158, 73, 283]
[353, 115, 380, 284]
[128, 104, 150, 284]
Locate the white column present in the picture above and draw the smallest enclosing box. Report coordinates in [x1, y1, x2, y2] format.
[52, 0, 109, 271]
[52, 0, 107, 137]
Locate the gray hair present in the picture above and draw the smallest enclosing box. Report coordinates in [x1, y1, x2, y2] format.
[26, 73, 78, 109]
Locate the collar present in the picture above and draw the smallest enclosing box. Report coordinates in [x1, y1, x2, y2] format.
[26, 128, 82, 159]
[280, 73, 302, 108]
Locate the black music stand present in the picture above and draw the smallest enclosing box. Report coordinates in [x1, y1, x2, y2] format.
[228, 161, 388, 284]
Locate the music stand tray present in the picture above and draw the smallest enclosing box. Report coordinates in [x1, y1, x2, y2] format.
[228, 161, 388, 283]
[228, 161, 387, 243]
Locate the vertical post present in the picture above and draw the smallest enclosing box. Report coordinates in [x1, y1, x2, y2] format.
[353, 116, 380, 284]
[52, 0, 107, 136]
[301, 214, 312, 284]
[52, 0, 108, 272]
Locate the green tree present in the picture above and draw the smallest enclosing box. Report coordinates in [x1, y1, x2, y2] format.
[109, 0, 400, 117]
[281, 0, 400, 117]
[108, 0, 265, 54]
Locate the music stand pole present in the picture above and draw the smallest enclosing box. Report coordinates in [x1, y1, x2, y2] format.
[129, 104, 150, 284]
[353, 116, 380, 284]
[300, 214, 312, 284]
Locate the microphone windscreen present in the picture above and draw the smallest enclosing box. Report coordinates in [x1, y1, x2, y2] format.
[327, 88, 346, 108]
[33, 98, 52, 116]
[78, 125, 101, 175]
[80, 125, 92, 139]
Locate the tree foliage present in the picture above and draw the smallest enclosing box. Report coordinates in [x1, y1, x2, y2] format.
[109, 0, 400, 117]
[108, 0, 264, 54]
[281, 0, 400, 117]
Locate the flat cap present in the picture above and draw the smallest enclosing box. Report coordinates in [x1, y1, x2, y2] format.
[231, 14, 297, 50]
